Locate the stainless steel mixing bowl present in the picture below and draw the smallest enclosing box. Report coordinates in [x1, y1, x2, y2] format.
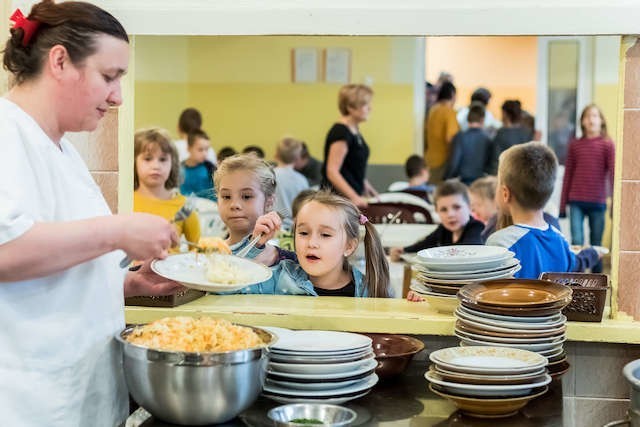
[116, 324, 275, 426]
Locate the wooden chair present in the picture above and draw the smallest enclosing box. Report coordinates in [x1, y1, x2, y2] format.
[400, 188, 433, 204]
[362, 202, 434, 224]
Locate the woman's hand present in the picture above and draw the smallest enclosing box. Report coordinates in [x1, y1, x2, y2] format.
[353, 195, 369, 209]
[124, 259, 184, 297]
[364, 179, 379, 198]
[252, 211, 282, 246]
[116, 213, 179, 261]
[389, 247, 404, 262]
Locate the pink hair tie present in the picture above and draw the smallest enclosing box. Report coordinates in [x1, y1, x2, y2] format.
[10, 9, 40, 47]
[359, 214, 369, 225]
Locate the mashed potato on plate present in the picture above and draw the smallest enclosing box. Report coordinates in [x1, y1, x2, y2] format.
[206, 254, 249, 284]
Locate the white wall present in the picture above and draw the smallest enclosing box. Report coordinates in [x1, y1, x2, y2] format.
[89, 0, 640, 36]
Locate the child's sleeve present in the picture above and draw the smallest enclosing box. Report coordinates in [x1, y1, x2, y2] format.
[404, 227, 441, 253]
[571, 248, 600, 272]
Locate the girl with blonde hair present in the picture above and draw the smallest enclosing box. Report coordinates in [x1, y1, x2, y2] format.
[230, 190, 392, 298]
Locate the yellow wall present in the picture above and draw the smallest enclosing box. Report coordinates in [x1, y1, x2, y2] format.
[425, 36, 539, 120]
[134, 36, 417, 164]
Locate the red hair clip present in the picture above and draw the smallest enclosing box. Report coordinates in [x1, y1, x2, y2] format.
[10, 9, 40, 47]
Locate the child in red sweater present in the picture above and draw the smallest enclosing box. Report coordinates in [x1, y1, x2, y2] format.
[559, 104, 614, 273]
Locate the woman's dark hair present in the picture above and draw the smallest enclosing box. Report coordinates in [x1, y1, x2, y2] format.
[436, 81, 456, 102]
[178, 108, 202, 135]
[502, 100, 523, 124]
[3, 0, 129, 84]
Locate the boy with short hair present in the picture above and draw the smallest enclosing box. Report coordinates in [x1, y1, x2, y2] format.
[390, 179, 484, 261]
[404, 155, 434, 193]
[180, 129, 216, 201]
[445, 102, 493, 185]
[274, 137, 310, 228]
[487, 142, 599, 279]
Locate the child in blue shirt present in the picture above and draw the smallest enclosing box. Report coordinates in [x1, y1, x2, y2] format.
[180, 129, 216, 201]
[486, 142, 600, 279]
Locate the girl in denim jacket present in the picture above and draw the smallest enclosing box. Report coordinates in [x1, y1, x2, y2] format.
[231, 190, 392, 297]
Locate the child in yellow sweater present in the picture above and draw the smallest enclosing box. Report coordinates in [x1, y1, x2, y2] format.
[133, 128, 200, 250]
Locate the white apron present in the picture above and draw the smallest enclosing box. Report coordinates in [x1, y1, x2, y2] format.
[0, 98, 128, 426]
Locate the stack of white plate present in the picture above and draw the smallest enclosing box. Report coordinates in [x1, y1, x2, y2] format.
[426, 346, 551, 418]
[455, 280, 572, 378]
[263, 329, 379, 404]
[407, 246, 521, 309]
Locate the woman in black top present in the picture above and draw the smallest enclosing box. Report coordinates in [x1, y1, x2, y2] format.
[322, 84, 378, 208]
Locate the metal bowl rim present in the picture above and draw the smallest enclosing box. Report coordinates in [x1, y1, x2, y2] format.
[267, 403, 358, 425]
[116, 322, 277, 358]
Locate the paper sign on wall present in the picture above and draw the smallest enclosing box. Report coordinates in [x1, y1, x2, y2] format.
[324, 48, 351, 84]
[292, 47, 319, 83]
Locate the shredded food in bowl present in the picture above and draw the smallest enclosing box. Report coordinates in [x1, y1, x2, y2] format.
[126, 317, 266, 352]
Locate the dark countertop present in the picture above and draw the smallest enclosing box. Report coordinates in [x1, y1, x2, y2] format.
[127, 362, 566, 427]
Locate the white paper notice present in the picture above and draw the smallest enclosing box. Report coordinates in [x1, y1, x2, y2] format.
[293, 48, 318, 83]
[325, 48, 351, 84]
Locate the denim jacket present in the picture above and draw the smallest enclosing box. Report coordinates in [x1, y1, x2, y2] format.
[231, 259, 369, 297]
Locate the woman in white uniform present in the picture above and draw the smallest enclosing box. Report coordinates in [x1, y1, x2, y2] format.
[0, 1, 181, 425]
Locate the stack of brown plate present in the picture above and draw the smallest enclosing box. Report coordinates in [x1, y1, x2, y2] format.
[455, 279, 572, 378]
[426, 346, 551, 418]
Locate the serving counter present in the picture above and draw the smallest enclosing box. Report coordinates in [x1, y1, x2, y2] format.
[124, 294, 640, 344]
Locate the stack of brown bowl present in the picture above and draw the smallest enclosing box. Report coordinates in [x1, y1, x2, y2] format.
[455, 279, 572, 379]
[426, 346, 551, 418]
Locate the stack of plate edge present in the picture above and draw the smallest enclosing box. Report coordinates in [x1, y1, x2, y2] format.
[263, 331, 379, 404]
[426, 346, 551, 418]
[454, 305, 570, 378]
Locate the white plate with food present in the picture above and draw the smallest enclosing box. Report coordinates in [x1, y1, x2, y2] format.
[151, 252, 272, 292]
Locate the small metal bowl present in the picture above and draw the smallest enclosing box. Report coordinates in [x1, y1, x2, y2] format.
[267, 403, 357, 426]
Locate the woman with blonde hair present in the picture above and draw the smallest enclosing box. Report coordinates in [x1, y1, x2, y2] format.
[322, 84, 378, 208]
